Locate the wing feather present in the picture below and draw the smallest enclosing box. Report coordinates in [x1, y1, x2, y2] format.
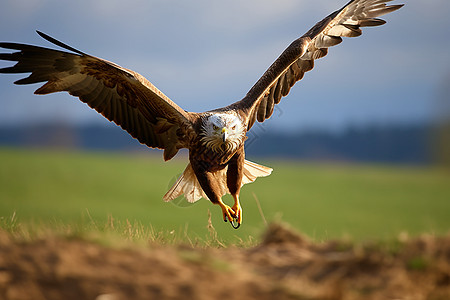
[0, 31, 196, 160]
[256, 96, 267, 122]
[223, 0, 403, 130]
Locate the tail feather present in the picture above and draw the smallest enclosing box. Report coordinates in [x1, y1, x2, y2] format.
[242, 159, 273, 184]
[163, 163, 207, 203]
[163, 160, 272, 203]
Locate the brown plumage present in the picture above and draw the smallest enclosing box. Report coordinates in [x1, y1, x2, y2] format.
[0, 0, 403, 228]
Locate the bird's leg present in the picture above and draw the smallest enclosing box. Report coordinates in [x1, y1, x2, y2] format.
[189, 161, 237, 224]
[225, 148, 244, 228]
[231, 194, 242, 226]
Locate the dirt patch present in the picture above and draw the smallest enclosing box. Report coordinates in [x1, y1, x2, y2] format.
[1, 223, 449, 300]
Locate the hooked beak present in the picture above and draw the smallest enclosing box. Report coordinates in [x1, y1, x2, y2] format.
[221, 128, 228, 143]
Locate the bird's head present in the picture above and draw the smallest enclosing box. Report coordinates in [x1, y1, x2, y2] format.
[201, 113, 246, 153]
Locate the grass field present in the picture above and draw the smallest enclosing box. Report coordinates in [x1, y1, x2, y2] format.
[0, 147, 449, 244]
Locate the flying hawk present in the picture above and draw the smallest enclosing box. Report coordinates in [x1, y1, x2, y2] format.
[0, 0, 403, 228]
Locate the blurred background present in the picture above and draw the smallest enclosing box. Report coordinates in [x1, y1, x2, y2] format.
[0, 0, 449, 242]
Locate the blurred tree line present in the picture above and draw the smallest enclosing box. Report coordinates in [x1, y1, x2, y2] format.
[433, 72, 450, 169]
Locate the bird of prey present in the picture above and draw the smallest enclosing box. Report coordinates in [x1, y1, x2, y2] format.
[0, 0, 403, 229]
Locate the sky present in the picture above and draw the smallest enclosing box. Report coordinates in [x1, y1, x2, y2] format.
[0, 0, 449, 133]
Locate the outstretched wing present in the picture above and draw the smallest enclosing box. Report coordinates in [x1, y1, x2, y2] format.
[226, 0, 403, 130]
[0, 31, 195, 160]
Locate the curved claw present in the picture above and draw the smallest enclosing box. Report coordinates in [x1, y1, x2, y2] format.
[231, 203, 242, 228]
[230, 217, 240, 229]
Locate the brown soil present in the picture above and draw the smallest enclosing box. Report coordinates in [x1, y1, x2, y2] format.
[1, 223, 449, 300]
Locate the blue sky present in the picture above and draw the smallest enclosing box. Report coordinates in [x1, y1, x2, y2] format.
[1, 0, 449, 132]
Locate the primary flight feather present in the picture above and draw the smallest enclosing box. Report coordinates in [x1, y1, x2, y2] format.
[0, 0, 403, 228]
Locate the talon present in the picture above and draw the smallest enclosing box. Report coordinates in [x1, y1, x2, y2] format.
[217, 200, 242, 228]
[219, 202, 236, 224]
[230, 218, 240, 229]
[231, 202, 242, 227]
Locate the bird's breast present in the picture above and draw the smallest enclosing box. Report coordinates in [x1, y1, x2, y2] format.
[189, 140, 239, 172]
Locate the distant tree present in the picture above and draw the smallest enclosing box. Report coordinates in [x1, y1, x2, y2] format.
[433, 72, 450, 169]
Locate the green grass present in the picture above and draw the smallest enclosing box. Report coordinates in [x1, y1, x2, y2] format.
[0, 147, 449, 244]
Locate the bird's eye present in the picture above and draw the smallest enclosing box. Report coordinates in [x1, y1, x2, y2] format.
[213, 125, 219, 130]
